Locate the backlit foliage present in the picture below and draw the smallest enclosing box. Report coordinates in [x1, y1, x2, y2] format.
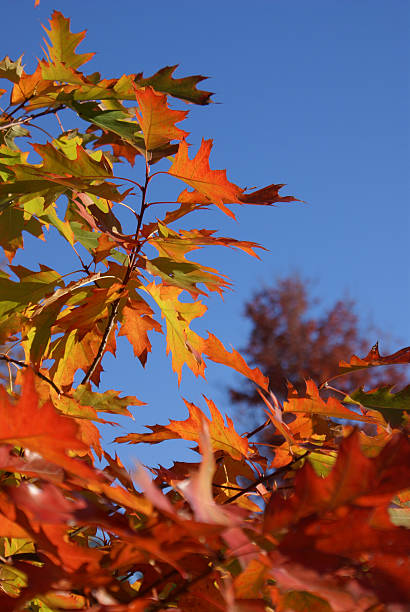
[0, 11, 408, 611]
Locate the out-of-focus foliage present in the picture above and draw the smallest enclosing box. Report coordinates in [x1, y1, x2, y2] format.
[230, 276, 407, 406]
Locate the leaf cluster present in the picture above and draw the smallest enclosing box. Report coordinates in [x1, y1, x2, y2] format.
[0, 12, 408, 611]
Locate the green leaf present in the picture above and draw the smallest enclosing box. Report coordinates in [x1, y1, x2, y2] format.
[146, 256, 230, 297]
[0, 55, 24, 83]
[70, 101, 144, 147]
[0, 265, 63, 319]
[74, 385, 145, 417]
[135, 65, 212, 105]
[0, 206, 44, 262]
[345, 385, 410, 427]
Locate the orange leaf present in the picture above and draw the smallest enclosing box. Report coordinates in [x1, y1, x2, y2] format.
[134, 85, 188, 151]
[116, 396, 249, 460]
[0, 371, 99, 482]
[285, 379, 385, 425]
[204, 333, 269, 391]
[118, 297, 162, 366]
[264, 431, 410, 533]
[169, 139, 242, 218]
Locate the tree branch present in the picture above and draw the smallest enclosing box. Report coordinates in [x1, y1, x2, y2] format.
[222, 451, 309, 505]
[81, 160, 151, 386]
[0, 354, 62, 396]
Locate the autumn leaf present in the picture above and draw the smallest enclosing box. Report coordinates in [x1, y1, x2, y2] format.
[118, 296, 163, 366]
[134, 85, 188, 152]
[134, 64, 212, 105]
[204, 333, 269, 391]
[42, 10, 94, 70]
[264, 430, 410, 533]
[0, 56, 24, 84]
[169, 139, 243, 218]
[116, 396, 249, 461]
[345, 384, 410, 427]
[0, 371, 99, 481]
[324, 342, 410, 385]
[143, 282, 206, 383]
[285, 379, 386, 425]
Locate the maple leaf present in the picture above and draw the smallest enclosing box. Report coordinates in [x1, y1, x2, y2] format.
[116, 396, 249, 461]
[134, 85, 188, 152]
[143, 282, 206, 383]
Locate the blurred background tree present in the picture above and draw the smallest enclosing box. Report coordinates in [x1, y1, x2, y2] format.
[229, 275, 408, 416]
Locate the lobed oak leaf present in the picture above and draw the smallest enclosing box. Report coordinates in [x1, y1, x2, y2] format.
[134, 85, 188, 152]
[264, 430, 410, 533]
[0, 55, 24, 84]
[118, 296, 162, 366]
[116, 396, 249, 461]
[323, 342, 410, 385]
[74, 385, 144, 418]
[0, 207, 44, 262]
[10, 482, 85, 524]
[177, 423, 234, 525]
[345, 384, 410, 427]
[238, 183, 299, 205]
[48, 325, 116, 389]
[170, 139, 243, 218]
[144, 282, 206, 383]
[10, 63, 58, 106]
[204, 333, 269, 391]
[42, 10, 94, 70]
[134, 64, 213, 105]
[285, 379, 386, 425]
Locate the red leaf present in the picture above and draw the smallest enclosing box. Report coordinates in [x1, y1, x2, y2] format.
[324, 343, 410, 385]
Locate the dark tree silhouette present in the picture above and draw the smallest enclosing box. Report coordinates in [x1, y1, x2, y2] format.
[230, 276, 407, 410]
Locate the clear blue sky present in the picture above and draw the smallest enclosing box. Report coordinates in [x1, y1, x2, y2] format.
[2, 1, 409, 466]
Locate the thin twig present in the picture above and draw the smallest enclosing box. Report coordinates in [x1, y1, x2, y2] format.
[222, 451, 309, 505]
[0, 105, 65, 131]
[244, 418, 270, 439]
[0, 354, 62, 396]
